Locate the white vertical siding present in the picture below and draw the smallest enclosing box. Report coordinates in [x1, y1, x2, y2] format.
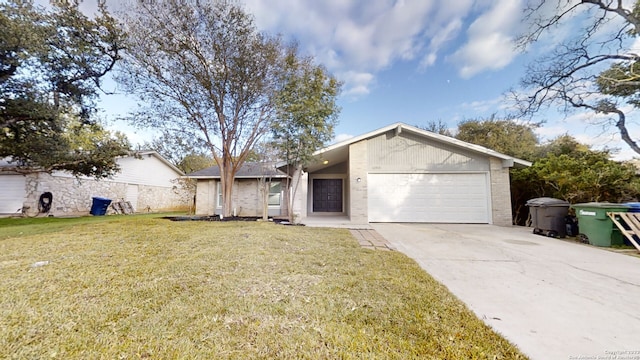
[367, 131, 490, 172]
[126, 184, 139, 211]
[51, 154, 181, 188]
[111, 154, 181, 187]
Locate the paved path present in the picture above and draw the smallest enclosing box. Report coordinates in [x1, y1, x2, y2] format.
[372, 223, 640, 360]
[350, 229, 395, 251]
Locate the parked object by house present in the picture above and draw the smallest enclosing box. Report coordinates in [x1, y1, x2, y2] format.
[0, 151, 190, 217]
[190, 123, 530, 226]
[186, 162, 288, 218]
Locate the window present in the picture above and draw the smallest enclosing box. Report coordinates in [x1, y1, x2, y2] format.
[217, 182, 222, 208]
[268, 181, 281, 206]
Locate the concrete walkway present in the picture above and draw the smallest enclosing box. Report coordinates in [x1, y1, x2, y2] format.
[372, 223, 640, 360]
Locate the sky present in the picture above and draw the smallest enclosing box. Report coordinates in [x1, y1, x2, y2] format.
[90, 0, 640, 160]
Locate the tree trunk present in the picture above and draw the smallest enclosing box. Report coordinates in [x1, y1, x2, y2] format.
[221, 157, 235, 217]
[288, 164, 303, 223]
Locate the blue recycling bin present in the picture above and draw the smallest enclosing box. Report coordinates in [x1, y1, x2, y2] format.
[624, 202, 640, 213]
[90, 197, 112, 216]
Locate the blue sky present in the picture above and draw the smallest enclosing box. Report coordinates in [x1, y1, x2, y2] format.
[94, 0, 640, 160]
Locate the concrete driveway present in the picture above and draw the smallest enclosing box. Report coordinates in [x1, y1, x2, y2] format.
[372, 223, 640, 360]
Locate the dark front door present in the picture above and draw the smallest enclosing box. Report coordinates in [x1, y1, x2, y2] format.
[313, 179, 343, 212]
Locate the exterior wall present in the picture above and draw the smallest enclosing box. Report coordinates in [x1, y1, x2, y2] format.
[195, 179, 216, 215]
[235, 179, 261, 216]
[108, 153, 180, 187]
[368, 131, 490, 172]
[195, 178, 286, 217]
[489, 158, 513, 226]
[291, 170, 308, 222]
[23, 172, 190, 216]
[349, 141, 369, 224]
[313, 161, 348, 174]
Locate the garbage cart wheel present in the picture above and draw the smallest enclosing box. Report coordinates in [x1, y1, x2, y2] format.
[533, 228, 543, 235]
[546, 230, 558, 238]
[578, 234, 589, 244]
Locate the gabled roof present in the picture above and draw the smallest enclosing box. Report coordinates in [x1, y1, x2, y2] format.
[135, 151, 185, 176]
[304, 122, 531, 173]
[1, 151, 185, 176]
[186, 161, 288, 179]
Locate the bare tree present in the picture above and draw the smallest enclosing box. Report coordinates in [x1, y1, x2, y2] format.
[117, 0, 285, 216]
[415, 120, 453, 137]
[515, 0, 640, 155]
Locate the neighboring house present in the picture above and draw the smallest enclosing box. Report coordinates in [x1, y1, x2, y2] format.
[187, 162, 288, 217]
[189, 123, 531, 226]
[0, 151, 189, 217]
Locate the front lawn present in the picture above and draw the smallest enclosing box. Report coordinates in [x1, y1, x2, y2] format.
[0, 215, 527, 359]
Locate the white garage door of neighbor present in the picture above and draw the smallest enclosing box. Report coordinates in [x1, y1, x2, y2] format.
[368, 173, 490, 223]
[0, 175, 26, 214]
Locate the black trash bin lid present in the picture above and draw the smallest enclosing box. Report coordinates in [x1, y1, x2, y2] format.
[525, 197, 570, 207]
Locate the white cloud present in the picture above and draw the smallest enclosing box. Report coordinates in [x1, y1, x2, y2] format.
[60, 0, 527, 104]
[629, 37, 640, 54]
[420, 52, 437, 68]
[460, 98, 501, 113]
[243, 1, 475, 96]
[535, 125, 570, 140]
[340, 71, 375, 97]
[450, 0, 524, 78]
[535, 106, 640, 160]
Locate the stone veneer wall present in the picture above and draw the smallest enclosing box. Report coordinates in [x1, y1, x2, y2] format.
[137, 182, 192, 213]
[23, 173, 191, 216]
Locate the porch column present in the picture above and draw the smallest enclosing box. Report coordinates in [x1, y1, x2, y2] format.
[291, 170, 308, 222]
[349, 141, 368, 224]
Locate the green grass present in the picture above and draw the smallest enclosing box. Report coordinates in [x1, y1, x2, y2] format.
[0, 215, 527, 359]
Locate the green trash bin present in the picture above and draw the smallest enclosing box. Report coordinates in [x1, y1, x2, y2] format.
[571, 203, 629, 247]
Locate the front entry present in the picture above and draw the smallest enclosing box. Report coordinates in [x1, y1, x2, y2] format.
[313, 179, 343, 212]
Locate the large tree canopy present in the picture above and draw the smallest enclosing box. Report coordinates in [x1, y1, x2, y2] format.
[271, 46, 342, 221]
[450, 117, 640, 224]
[516, 0, 640, 155]
[0, 0, 129, 177]
[455, 115, 539, 161]
[118, 0, 341, 216]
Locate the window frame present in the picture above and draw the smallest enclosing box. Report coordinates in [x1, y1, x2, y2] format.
[267, 180, 282, 207]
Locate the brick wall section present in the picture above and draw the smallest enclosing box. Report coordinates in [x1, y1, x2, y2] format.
[489, 158, 513, 226]
[235, 179, 260, 216]
[195, 180, 216, 215]
[24, 173, 190, 216]
[196, 178, 286, 217]
[349, 141, 369, 224]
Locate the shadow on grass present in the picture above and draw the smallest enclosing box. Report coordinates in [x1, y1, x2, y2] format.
[0, 212, 187, 240]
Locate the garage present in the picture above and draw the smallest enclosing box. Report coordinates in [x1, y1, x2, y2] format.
[0, 175, 26, 214]
[367, 173, 490, 223]
[300, 123, 530, 226]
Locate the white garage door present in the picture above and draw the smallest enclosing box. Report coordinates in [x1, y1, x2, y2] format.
[368, 173, 490, 223]
[0, 175, 26, 214]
